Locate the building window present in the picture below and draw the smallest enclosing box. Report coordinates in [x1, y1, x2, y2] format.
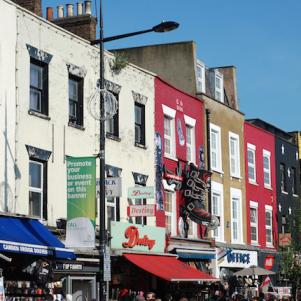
[247, 144, 256, 183]
[69, 75, 84, 126]
[215, 71, 224, 102]
[106, 92, 119, 138]
[164, 116, 175, 158]
[187, 218, 198, 238]
[291, 167, 297, 195]
[135, 102, 145, 146]
[164, 191, 176, 236]
[229, 132, 240, 178]
[106, 197, 119, 232]
[196, 61, 205, 93]
[280, 163, 287, 192]
[263, 150, 271, 188]
[231, 188, 242, 243]
[29, 160, 46, 219]
[250, 202, 258, 244]
[186, 125, 195, 163]
[212, 192, 221, 239]
[134, 198, 147, 226]
[265, 207, 273, 246]
[210, 124, 222, 172]
[30, 59, 48, 115]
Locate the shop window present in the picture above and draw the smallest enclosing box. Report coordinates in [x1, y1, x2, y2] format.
[210, 123, 222, 172]
[30, 58, 48, 115]
[106, 92, 119, 138]
[263, 150, 271, 188]
[265, 207, 273, 246]
[280, 163, 287, 193]
[134, 102, 145, 146]
[68, 74, 84, 126]
[229, 132, 240, 178]
[29, 160, 47, 219]
[247, 144, 256, 183]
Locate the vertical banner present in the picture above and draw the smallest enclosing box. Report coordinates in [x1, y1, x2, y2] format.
[66, 157, 96, 248]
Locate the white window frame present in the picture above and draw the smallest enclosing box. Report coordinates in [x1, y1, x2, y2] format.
[250, 201, 258, 244]
[163, 105, 176, 159]
[263, 150, 271, 188]
[29, 160, 43, 219]
[247, 143, 257, 183]
[230, 188, 243, 244]
[211, 181, 224, 242]
[210, 123, 222, 172]
[215, 70, 224, 103]
[184, 115, 196, 164]
[265, 205, 273, 247]
[164, 190, 177, 237]
[196, 60, 206, 94]
[229, 132, 241, 178]
[106, 197, 117, 229]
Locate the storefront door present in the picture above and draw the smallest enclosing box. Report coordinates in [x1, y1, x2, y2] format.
[68, 276, 96, 301]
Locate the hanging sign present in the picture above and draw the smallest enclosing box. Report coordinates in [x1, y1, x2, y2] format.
[264, 255, 275, 270]
[66, 156, 96, 248]
[128, 204, 156, 217]
[128, 187, 154, 199]
[97, 177, 122, 198]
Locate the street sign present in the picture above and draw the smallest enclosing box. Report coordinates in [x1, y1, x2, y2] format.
[128, 186, 154, 199]
[103, 246, 111, 282]
[128, 204, 156, 217]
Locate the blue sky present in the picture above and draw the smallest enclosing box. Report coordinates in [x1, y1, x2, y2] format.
[43, 0, 301, 132]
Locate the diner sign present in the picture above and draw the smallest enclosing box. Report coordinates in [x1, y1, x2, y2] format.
[128, 187, 154, 199]
[111, 222, 165, 253]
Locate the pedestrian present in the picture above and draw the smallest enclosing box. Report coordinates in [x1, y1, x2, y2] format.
[146, 292, 156, 301]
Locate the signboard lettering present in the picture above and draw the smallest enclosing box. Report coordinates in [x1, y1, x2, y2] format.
[122, 226, 156, 250]
[128, 205, 156, 217]
[227, 249, 250, 264]
[128, 187, 154, 199]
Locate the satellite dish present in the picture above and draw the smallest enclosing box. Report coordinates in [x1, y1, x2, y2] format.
[207, 215, 220, 230]
[88, 88, 118, 121]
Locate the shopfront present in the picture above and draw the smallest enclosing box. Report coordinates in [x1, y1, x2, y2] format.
[110, 222, 217, 301]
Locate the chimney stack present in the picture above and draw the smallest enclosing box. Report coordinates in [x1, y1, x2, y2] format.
[52, 1, 97, 42]
[12, 0, 42, 17]
[46, 7, 53, 21]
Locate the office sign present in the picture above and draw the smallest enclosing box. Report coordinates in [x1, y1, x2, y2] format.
[128, 187, 154, 199]
[111, 222, 165, 253]
[128, 205, 156, 217]
[217, 248, 257, 268]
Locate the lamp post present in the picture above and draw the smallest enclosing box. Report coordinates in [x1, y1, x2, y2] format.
[91, 2, 179, 301]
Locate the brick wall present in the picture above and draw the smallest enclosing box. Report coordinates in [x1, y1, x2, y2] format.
[13, 0, 42, 17]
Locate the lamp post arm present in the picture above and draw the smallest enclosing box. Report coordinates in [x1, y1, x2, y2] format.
[91, 28, 154, 45]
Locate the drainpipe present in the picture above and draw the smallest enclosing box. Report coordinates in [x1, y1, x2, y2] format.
[206, 109, 212, 214]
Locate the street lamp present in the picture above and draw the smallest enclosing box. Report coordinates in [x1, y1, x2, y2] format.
[91, 2, 179, 301]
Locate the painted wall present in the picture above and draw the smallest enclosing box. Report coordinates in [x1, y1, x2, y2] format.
[154, 77, 205, 234]
[0, 0, 17, 213]
[244, 121, 277, 249]
[13, 4, 155, 228]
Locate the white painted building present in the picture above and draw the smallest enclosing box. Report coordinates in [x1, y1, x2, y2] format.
[1, 0, 156, 229]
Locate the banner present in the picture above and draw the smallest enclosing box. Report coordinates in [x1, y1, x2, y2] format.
[66, 157, 96, 248]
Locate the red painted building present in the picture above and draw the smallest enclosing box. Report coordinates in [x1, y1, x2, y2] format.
[155, 76, 206, 238]
[244, 121, 278, 272]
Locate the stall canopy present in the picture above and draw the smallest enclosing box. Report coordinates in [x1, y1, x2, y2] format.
[124, 253, 218, 282]
[0, 216, 75, 259]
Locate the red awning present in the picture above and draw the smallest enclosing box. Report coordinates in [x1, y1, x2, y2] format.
[123, 253, 218, 282]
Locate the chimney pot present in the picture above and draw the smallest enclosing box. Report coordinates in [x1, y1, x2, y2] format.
[66, 4, 74, 17]
[77, 3, 83, 16]
[57, 5, 64, 18]
[46, 7, 53, 21]
[84, 0, 92, 15]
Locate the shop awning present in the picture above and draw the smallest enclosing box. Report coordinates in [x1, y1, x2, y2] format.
[0, 216, 75, 259]
[124, 253, 218, 282]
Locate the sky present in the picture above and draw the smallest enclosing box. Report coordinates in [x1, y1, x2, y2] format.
[43, 0, 301, 132]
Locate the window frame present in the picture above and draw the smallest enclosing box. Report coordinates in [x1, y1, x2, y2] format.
[134, 102, 146, 146]
[196, 60, 206, 94]
[211, 181, 224, 242]
[263, 150, 272, 188]
[68, 74, 84, 126]
[30, 58, 49, 116]
[164, 191, 177, 236]
[231, 188, 243, 243]
[215, 70, 224, 103]
[229, 132, 241, 178]
[250, 201, 258, 244]
[210, 123, 222, 172]
[265, 205, 273, 247]
[106, 92, 119, 138]
[247, 143, 256, 183]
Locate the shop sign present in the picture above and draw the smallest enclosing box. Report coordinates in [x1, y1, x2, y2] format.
[97, 177, 122, 197]
[111, 222, 165, 253]
[128, 187, 154, 199]
[1, 243, 50, 256]
[264, 255, 275, 270]
[279, 233, 291, 247]
[55, 263, 83, 271]
[128, 205, 156, 217]
[217, 248, 257, 268]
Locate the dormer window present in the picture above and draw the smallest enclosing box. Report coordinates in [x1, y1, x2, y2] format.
[215, 71, 224, 102]
[196, 60, 206, 94]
